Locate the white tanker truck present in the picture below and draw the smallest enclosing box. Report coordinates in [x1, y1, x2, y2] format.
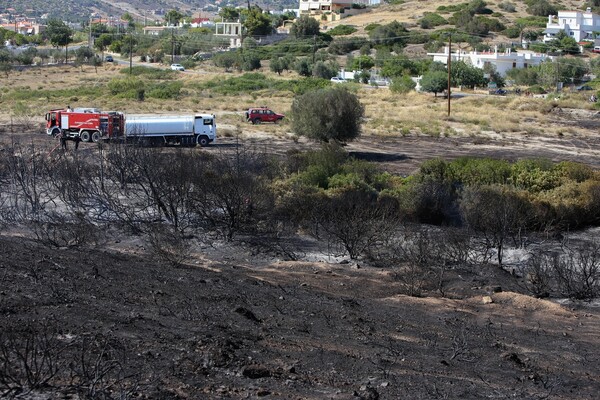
[124, 114, 216, 147]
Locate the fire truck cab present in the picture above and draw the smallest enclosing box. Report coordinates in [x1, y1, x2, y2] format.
[45, 108, 125, 143]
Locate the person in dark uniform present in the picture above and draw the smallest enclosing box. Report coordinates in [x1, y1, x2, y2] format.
[74, 135, 81, 150]
[60, 130, 68, 150]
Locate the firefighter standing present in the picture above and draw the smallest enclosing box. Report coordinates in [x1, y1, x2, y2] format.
[60, 130, 68, 150]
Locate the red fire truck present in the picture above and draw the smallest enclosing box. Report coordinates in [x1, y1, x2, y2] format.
[45, 108, 125, 143]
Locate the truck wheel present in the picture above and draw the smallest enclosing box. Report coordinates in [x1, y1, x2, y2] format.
[198, 135, 209, 147]
[91, 131, 101, 143]
[80, 131, 91, 142]
[253, 118, 261, 125]
[50, 128, 60, 137]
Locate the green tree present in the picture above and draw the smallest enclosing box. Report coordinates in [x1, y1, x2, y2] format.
[368, 20, 408, 48]
[506, 64, 539, 85]
[291, 87, 365, 143]
[420, 70, 448, 97]
[381, 55, 419, 77]
[312, 60, 336, 79]
[350, 55, 374, 71]
[241, 53, 261, 71]
[45, 19, 73, 63]
[165, 9, 185, 26]
[451, 60, 486, 88]
[219, 7, 240, 21]
[295, 58, 312, 77]
[551, 31, 580, 54]
[75, 46, 94, 64]
[243, 6, 273, 36]
[94, 33, 112, 60]
[213, 51, 238, 72]
[290, 15, 320, 39]
[270, 56, 284, 75]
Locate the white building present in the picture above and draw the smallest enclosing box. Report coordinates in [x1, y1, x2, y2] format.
[299, 0, 376, 20]
[428, 46, 553, 77]
[544, 8, 600, 42]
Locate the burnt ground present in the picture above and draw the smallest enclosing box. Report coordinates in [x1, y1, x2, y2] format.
[1, 109, 600, 399]
[1, 233, 600, 400]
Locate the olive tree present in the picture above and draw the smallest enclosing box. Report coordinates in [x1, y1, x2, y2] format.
[291, 87, 365, 143]
[420, 70, 448, 97]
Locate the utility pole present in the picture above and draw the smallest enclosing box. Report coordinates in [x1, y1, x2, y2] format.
[129, 31, 133, 75]
[312, 34, 316, 63]
[171, 28, 175, 64]
[447, 33, 452, 117]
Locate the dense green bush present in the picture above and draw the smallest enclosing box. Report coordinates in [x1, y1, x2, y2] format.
[328, 25, 357, 36]
[390, 75, 416, 93]
[108, 77, 145, 98]
[437, 3, 469, 13]
[291, 87, 365, 143]
[146, 81, 183, 99]
[420, 13, 448, 29]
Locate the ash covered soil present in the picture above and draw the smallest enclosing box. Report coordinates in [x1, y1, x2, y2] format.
[1, 234, 599, 399]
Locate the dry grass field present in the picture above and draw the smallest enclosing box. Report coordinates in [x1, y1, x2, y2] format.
[3, 62, 599, 175]
[325, 0, 587, 33]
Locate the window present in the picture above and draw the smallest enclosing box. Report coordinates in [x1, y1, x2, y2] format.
[203, 118, 213, 125]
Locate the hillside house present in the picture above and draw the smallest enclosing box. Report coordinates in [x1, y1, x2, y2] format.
[0, 21, 45, 35]
[544, 8, 600, 42]
[428, 46, 553, 76]
[299, 0, 378, 21]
